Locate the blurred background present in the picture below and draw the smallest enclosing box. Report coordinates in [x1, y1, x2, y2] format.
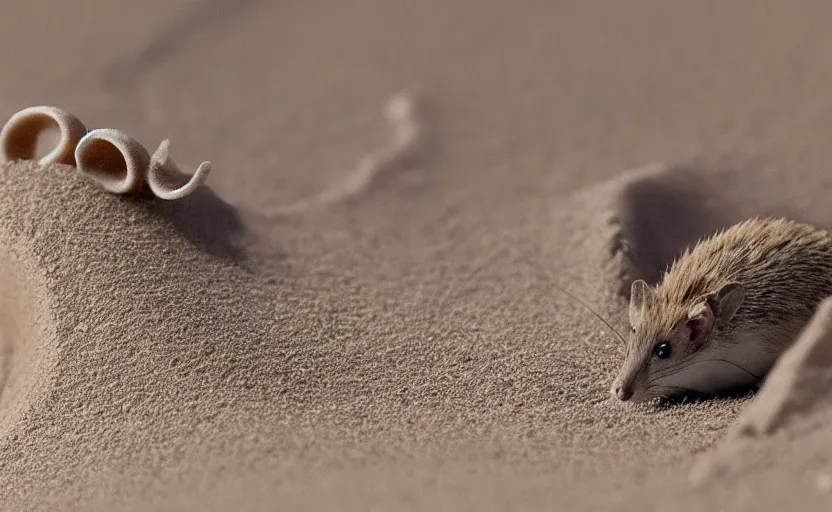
[4, 1, 832, 215]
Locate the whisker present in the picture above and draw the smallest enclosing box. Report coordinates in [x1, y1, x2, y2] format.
[697, 358, 761, 381]
[652, 364, 701, 382]
[547, 281, 627, 345]
[655, 358, 761, 383]
[649, 355, 698, 380]
[645, 381, 691, 395]
[511, 250, 627, 345]
[647, 358, 762, 404]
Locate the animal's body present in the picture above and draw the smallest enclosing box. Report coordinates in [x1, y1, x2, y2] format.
[611, 217, 832, 404]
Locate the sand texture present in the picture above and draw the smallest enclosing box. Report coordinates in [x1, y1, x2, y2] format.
[2, 1, 832, 510]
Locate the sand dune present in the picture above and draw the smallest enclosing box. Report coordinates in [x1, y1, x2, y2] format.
[1, 155, 830, 510]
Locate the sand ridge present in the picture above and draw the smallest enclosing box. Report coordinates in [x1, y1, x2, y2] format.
[2, 154, 832, 510]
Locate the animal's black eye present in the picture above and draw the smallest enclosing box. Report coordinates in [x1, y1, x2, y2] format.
[653, 341, 672, 359]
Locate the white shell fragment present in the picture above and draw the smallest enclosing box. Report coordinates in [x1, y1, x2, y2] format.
[0, 106, 87, 166]
[0, 106, 211, 200]
[147, 139, 211, 200]
[75, 128, 150, 196]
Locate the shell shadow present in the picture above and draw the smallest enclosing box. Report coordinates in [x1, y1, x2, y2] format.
[147, 185, 249, 264]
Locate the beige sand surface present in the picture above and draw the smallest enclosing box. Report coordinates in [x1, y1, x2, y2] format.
[2, 1, 832, 510]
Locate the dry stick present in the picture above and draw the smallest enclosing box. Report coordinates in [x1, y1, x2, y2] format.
[263, 90, 426, 217]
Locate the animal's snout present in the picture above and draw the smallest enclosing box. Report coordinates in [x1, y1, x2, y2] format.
[616, 386, 632, 401]
[611, 384, 633, 402]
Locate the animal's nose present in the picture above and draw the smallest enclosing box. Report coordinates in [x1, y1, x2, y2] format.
[614, 386, 632, 401]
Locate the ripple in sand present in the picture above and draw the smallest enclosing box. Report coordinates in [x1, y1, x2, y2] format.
[262, 90, 427, 217]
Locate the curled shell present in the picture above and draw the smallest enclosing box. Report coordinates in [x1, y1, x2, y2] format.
[0, 105, 212, 200]
[75, 128, 150, 196]
[0, 106, 88, 166]
[147, 139, 212, 200]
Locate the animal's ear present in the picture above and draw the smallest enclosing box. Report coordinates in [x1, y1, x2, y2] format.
[710, 281, 745, 327]
[629, 279, 651, 326]
[685, 301, 715, 347]
[685, 281, 745, 347]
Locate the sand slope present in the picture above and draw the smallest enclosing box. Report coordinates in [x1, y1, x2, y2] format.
[1, 157, 831, 510]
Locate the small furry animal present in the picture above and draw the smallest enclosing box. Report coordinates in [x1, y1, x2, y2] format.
[610, 217, 832, 404]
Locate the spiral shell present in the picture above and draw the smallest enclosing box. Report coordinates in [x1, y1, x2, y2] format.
[75, 128, 150, 195]
[0, 105, 211, 200]
[0, 106, 87, 166]
[147, 139, 211, 200]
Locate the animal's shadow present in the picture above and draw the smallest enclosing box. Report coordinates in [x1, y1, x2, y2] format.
[613, 163, 832, 299]
[651, 384, 760, 410]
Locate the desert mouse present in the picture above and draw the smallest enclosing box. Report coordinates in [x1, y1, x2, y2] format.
[610, 217, 832, 404]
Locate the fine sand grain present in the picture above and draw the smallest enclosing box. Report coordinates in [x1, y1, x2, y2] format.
[3, 1, 832, 510]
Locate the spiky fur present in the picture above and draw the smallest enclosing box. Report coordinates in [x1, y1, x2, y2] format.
[616, 217, 832, 402]
[647, 217, 832, 341]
